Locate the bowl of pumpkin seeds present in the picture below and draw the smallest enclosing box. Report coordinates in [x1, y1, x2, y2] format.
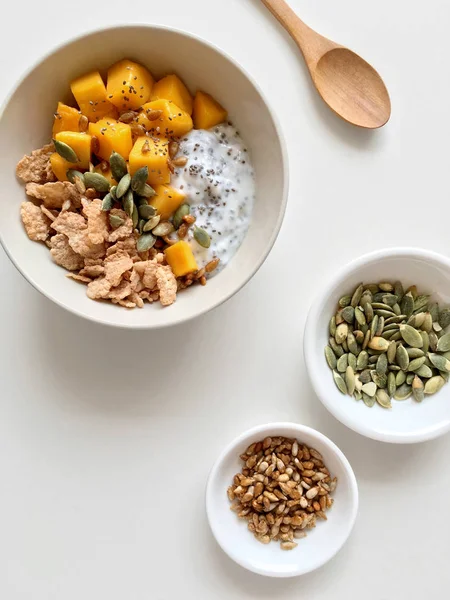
[304, 248, 450, 443]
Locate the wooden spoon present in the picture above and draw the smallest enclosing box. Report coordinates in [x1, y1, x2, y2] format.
[260, 0, 391, 128]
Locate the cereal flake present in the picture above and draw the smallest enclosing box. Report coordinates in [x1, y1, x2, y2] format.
[26, 181, 82, 209]
[16, 143, 56, 184]
[20, 201, 51, 242]
[49, 234, 84, 271]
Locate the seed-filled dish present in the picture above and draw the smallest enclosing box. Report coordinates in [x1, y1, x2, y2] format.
[16, 60, 255, 308]
[325, 281, 450, 408]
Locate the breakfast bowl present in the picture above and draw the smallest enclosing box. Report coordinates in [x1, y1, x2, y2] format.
[0, 25, 287, 328]
[304, 247, 450, 443]
[206, 422, 358, 578]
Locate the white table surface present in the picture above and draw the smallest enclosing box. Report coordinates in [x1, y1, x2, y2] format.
[2, 0, 450, 597]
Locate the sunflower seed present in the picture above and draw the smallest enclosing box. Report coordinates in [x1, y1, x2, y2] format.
[351, 283, 364, 308]
[376, 388, 392, 409]
[109, 151, 128, 181]
[66, 169, 85, 185]
[193, 226, 211, 248]
[437, 333, 450, 352]
[143, 215, 161, 232]
[152, 221, 175, 237]
[109, 214, 124, 229]
[342, 306, 354, 323]
[101, 193, 113, 211]
[53, 139, 79, 163]
[387, 372, 396, 396]
[116, 173, 131, 199]
[337, 354, 348, 373]
[131, 166, 149, 194]
[400, 324, 423, 348]
[83, 172, 111, 192]
[333, 371, 347, 394]
[136, 232, 156, 252]
[424, 376, 445, 395]
[338, 295, 351, 308]
[394, 383, 412, 400]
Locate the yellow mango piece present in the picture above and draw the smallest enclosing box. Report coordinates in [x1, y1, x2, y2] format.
[88, 118, 133, 161]
[52, 102, 82, 136]
[137, 99, 193, 138]
[151, 74, 193, 115]
[70, 70, 118, 122]
[50, 153, 72, 182]
[149, 185, 185, 220]
[55, 131, 92, 169]
[164, 241, 198, 277]
[193, 91, 228, 130]
[107, 59, 154, 111]
[129, 136, 170, 186]
[94, 164, 117, 186]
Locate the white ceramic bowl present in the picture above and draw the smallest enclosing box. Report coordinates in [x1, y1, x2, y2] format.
[0, 25, 288, 328]
[304, 247, 450, 443]
[206, 422, 358, 578]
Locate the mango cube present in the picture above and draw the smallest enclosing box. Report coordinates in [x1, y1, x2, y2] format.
[164, 241, 198, 277]
[70, 70, 118, 122]
[107, 59, 154, 111]
[137, 99, 193, 138]
[54, 131, 92, 169]
[193, 91, 227, 130]
[50, 153, 72, 181]
[52, 102, 82, 136]
[88, 118, 133, 161]
[149, 185, 185, 220]
[151, 74, 193, 115]
[129, 136, 171, 186]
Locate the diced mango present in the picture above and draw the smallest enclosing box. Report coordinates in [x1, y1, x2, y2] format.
[129, 136, 171, 186]
[88, 118, 133, 161]
[137, 99, 193, 138]
[54, 131, 92, 169]
[70, 70, 118, 122]
[151, 74, 193, 115]
[107, 59, 154, 111]
[164, 241, 198, 277]
[94, 164, 117, 186]
[149, 185, 185, 220]
[193, 91, 227, 130]
[52, 102, 82, 136]
[50, 153, 72, 181]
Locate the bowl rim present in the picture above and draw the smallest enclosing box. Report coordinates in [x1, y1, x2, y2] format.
[205, 421, 359, 578]
[304, 246, 450, 444]
[0, 23, 289, 329]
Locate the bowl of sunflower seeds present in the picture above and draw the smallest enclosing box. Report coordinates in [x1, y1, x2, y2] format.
[304, 247, 450, 443]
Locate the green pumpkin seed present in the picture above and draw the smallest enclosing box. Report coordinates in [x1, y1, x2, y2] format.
[338, 295, 351, 308]
[173, 203, 191, 229]
[354, 330, 364, 344]
[379, 282, 393, 292]
[351, 283, 364, 308]
[138, 204, 157, 219]
[376, 353, 388, 375]
[370, 315, 379, 339]
[406, 373, 415, 384]
[348, 353, 357, 371]
[347, 332, 358, 355]
[354, 307, 366, 326]
[122, 189, 134, 217]
[393, 281, 404, 301]
[401, 292, 414, 318]
[422, 312, 433, 332]
[441, 371, 450, 383]
[341, 306, 355, 323]
[345, 366, 356, 395]
[392, 303, 402, 316]
[101, 193, 114, 211]
[382, 294, 398, 307]
[406, 285, 418, 299]
[396, 370, 407, 386]
[439, 308, 450, 329]
[387, 341, 397, 364]
[136, 232, 156, 253]
[437, 333, 450, 352]
[375, 309, 396, 319]
[362, 329, 371, 349]
[131, 166, 149, 194]
[428, 353, 450, 372]
[83, 172, 111, 192]
[329, 316, 337, 337]
[369, 355, 378, 365]
[333, 371, 347, 394]
[356, 350, 368, 370]
[413, 295, 430, 313]
[428, 331, 438, 352]
[376, 389, 392, 409]
[335, 311, 344, 325]
[143, 215, 161, 232]
[138, 219, 145, 234]
[411, 375, 424, 402]
[329, 338, 344, 358]
[420, 330, 430, 353]
[362, 381, 376, 397]
[387, 372, 396, 396]
[337, 354, 349, 373]
[389, 365, 401, 371]
[433, 322, 443, 333]
[382, 330, 396, 340]
[109, 214, 124, 229]
[116, 173, 131, 198]
[109, 151, 128, 181]
[362, 392, 376, 407]
[54, 138, 79, 163]
[139, 184, 157, 198]
[365, 284, 380, 294]
[363, 302, 373, 323]
[385, 315, 407, 325]
[110, 185, 117, 200]
[428, 302, 439, 322]
[152, 221, 175, 237]
[371, 371, 387, 388]
[396, 344, 409, 371]
[406, 348, 424, 359]
[416, 364, 433, 378]
[375, 316, 384, 337]
[368, 337, 390, 352]
[394, 383, 412, 401]
[359, 369, 372, 384]
[372, 302, 394, 312]
[132, 203, 138, 228]
[408, 356, 426, 372]
[354, 390, 362, 401]
[424, 375, 445, 395]
[399, 324, 423, 348]
[66, 169, 85, 184]
[443, 351, 450, 360]
[193, 226, 211, 248]
[361, 291, 373, 306]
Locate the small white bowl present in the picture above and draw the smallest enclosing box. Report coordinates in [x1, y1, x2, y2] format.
[0, 25, 288, 329]
[304, 247, 450, 444]
[206, 422, 358, 578]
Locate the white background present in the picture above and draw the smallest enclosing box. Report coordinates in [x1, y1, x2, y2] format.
[1, 0, 450, 597]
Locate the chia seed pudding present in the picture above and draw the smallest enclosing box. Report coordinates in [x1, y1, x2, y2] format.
[171, 123, 255, 273]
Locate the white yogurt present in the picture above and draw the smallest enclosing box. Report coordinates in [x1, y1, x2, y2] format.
[171, 123, 255, 273]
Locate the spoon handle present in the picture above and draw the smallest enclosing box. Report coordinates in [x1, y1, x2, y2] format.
[259, 0, 337, 67]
